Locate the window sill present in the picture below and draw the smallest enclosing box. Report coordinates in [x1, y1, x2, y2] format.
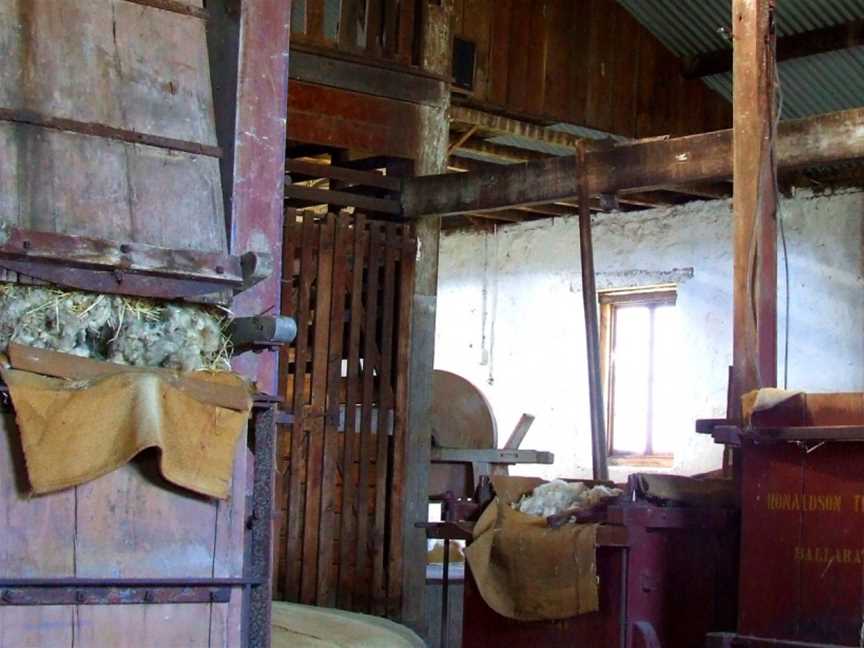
[608, 454, 673, 468]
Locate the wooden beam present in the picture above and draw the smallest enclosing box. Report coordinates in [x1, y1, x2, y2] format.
[289, 46, 446, 106]
[731, 0, 778, 410]
[400, 0, 452, 635]
[402, 106, 864, 218]
[683, 17, 864, 79]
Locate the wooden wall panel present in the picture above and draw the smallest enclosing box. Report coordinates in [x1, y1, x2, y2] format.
[288, 81, 422, 159]
[453, 0, 733, 138]
[0, 0, 225, 253]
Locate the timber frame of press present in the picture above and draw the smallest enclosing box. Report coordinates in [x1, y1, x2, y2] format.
[400, 105, 864, 219]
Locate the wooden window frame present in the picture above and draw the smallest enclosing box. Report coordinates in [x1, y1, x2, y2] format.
[599, 287, 677, 468]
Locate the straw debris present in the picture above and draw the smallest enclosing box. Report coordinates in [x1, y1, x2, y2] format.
[0, 285, 231, 371]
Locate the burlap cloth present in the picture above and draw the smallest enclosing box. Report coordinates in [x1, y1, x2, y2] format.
[464, 476, 600, 621]
[1, 344, 253, 499]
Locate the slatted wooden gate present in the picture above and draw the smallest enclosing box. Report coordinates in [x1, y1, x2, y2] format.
[276, 211, 416, 619]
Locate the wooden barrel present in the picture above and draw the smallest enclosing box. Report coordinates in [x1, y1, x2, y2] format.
[0, 2, 246, 645]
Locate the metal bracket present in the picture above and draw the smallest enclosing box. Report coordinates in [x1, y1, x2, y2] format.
[229, 315, 298, 354]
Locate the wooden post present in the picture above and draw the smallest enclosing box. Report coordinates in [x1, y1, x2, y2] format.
[226, 0, 292, 394]
[578, 145, 608, 481]
[732, 0, 778, 413]
[401, 0, 453, 636]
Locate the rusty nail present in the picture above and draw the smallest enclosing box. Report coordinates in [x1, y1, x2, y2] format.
[144, 590, 155, 603]
[209, 591, 217, 603]
[76, 591, 86, 603]
[1, 590, 10, 603]
[120, 243, 131, 253]
[21, 240, 31, 250]
[215, 265, 225, 275]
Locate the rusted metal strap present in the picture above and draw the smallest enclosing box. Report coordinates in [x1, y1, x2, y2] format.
[0, 578, 262, 607]
[0, 109, 223, 158]
[121, 0, 209, 20]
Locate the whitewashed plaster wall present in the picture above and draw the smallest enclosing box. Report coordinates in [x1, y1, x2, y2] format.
[434, 188, 864, 483]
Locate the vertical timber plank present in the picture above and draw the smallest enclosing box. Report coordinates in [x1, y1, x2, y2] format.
[371, 223, 398, 615]
[317, 213, 351, 607]
[388, 226, 417, 618]
[356, 221, 383, 613]
[285, 213, 317, 601]
[301, 214, 337, 605]
[337, 214, 368, 610]
[401, 0, 452, 635]
[275, 211, 301, 598]
[0, 412, 74, 647]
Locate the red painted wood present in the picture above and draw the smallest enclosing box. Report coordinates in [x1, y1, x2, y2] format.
[230, 0, 292, 393]
[739, 438, 864, 645]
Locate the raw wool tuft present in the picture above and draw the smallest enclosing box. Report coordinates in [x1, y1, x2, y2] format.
[0, 284, 232, 371]
[514, 479, 623, 518]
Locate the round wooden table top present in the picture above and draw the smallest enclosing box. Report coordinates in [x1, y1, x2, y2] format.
[429, 370, 498, 497]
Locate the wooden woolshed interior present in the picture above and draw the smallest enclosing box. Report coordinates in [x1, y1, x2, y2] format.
[3, 0, 864, 646]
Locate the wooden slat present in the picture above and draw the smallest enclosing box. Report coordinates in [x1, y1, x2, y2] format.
[286, 184, 401, 215]
[286, 159, 402, 191]
[317, 213, 351, 607]
[355, 221, 383, 613]
[396, 0, 418, 65]
[487, 0, 512, 106]
[367, 0, 385, 57]
[301, 214, 337, 605]
[337, 214, 367, 610]
[284, 214, 317, 601]
[370, 222, 398, 615]
[306, 0, 325, 42]
[389, 225, 416, 619]
[339, 0, 363, 49]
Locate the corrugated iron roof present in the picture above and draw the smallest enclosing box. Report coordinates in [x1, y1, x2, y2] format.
[617, 0, 864, 119]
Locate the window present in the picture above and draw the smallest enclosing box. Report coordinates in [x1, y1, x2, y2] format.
[599, 287, 680, 466]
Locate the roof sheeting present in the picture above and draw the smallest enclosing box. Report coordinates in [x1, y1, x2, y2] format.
[617, 0, 864, 119]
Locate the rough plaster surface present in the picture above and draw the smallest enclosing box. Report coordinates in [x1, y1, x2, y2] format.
[435, 188, 864, 482]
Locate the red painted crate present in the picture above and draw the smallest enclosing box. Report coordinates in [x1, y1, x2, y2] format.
[707, 393, 864, 647]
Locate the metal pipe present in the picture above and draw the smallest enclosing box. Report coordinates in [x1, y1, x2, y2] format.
[578, 144, 609, 481]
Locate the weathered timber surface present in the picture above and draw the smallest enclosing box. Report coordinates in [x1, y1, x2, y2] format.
[401, 106, 864, 218]
[0, 0, 225, 253]
[0, 1, 251, 645]
[731, 0, 778, 408]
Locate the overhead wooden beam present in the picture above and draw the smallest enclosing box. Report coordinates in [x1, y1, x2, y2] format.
[402, 106, 864, 218]
[683, 17, 864, 79]
[731, 0, 779, 411]
[289, 46, 446, 106]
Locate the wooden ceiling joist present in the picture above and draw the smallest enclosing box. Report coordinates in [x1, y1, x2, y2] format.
[450, 105, 586, 150]
[683, 17, 864, 79]
[404, 106, 864, 218]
